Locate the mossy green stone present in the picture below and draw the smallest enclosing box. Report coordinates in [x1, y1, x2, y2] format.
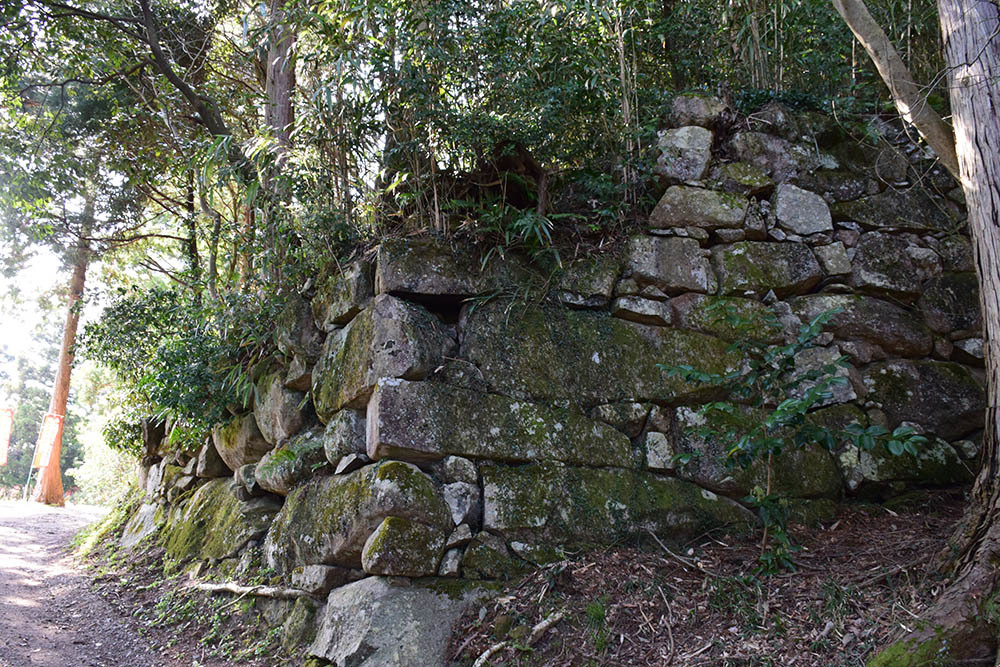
[367, 379, 633, 467]
[361, 516, 446, 576]
[160, 479, 280, 563]
[462, 301, 739, 408]
[281, 597, 320, 653]
[710, 241, 822, 298]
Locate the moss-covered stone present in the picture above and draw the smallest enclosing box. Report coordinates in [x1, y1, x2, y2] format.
[671, 294, 782, 343]
[253, 366, 309, 446]
[480, 461, 755, 550]
[367, 379, 633, 468]
[837, 438, 973, 493]
[830, 188, 956, 233]
[649, 185, 748, 230]
[710, 241, 822, 298]
[211, 413, 272, 472]
[862, 360, 984, 440]
[281, 597, 320, 653]
[866, 635, 949, 666]
[311, 295, 451, 422]
[262, 460, 450, 573]
[461, 532, 532, 581]
[628, 235, 717, 295]
[254, 426, 327, 496]
[850, 233, 939, 299]
[918, 273, 982, 335]
[716, 162, 774, 195]
[322, 409, 366, 465]
[375, 237, 534, 297]
[361, 516, 446, 576]
[275, 292, 325, 362]
[311, 260, 373, 331]
[462, 301, 739, 408]
[555, 255, 622, 308]
[159, 479, 280, 563]
[790, 294, 932, 358]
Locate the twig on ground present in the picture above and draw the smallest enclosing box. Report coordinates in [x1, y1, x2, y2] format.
[472, 610, 566, 667]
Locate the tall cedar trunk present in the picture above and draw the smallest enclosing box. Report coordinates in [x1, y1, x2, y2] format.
[854, 0, 1000, 661]
[33, 215, 91, 506]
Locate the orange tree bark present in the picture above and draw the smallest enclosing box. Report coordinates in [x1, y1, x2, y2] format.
[33, 226, 91, 507]
[835, 0, 1000, 662]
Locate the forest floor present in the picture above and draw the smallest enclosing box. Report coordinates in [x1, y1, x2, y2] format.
[0, 499, 165, 667]
[448, 488, 967, 666]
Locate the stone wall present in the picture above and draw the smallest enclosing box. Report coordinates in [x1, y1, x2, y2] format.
[122, 97, 986, 664]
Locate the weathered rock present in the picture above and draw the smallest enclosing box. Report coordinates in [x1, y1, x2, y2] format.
[627, 235, 717, 295]
[672, 407, 844, 499]
[813, 242, 852, 275]
[710, 242, 822, 297]
[611, 296, 672, 326]
[861, 360, 985, 440]
[851, 233, 938, 299]
[254, 426, 327, 496]
[160, 479, 280, 562]
[555, 256, 621, 308]
[442, 482, 482, 527]
[281, 598, 320, 653]
[649, 186, 748, 230]
[445, 524, 474, 548]
[212, 413, 272, 472]
[142, 419, 166, 459]
[276, 293, 325, 366]
[792, 344, 858, 406]
[589, 402, 650, 439]
[462, 301, 739, 407]
[366, 379, 633, 468]
[793, 169, 874, 203]
[656, 126, 713, 182]
[308, 576, 492, 667]
[312, 295, 451, 421]
[432, 456, 479, 485]
[789, 295, 932, 358]
[730, 132, 834, 181]
[643, 432, 674, 472]
[312, 260, 373, 331]
[235, 463, 269, 499]
[323, 409, 366, 465]
[361, 517, 447, 576]
[774, 183, 833, 235]
[263, 460, 450, 573]
[290, 564, 364, 595]
[918, 273, 982, 335]
[334, 453, 370, 475]
[375, 237, 532, 298]
[428, 359, 490, 393]
[462, 531, 532, 579]
[830, 188, 956, 233]
[716, 162, 774, 196]
[670, 94, 728, 128]
[670, 294, 782, 343]
[194, 439, 229, 478]
[121, 503, 163, 549]
[438, 548, 462, 577]
[254, 367, 309, 446]
[926, 235, 974, 272]
[837, 438, 973, 493]
[953, 338, 985, 366]
[481, 462, 756, 549]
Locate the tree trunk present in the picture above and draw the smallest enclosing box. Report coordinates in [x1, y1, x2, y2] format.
[33, 214, 91, 506]
[846, 0, 1000, 662]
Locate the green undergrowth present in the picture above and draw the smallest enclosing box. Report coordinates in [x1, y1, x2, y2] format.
[71, 485, 142, 557]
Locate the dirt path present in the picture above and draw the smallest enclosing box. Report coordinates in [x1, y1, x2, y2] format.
[0, 500, 165, 667]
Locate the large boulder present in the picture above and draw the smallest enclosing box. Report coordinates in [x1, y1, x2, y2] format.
[627, 235, 717, 295]
[254, 366, 309, 445]
[312, 260, 374, 331]
[375, 238, 532, 298]
[360, 517, 447, 576]
[670, 294, 782, 343]
[649, 186, 748, 230]
[830, 188, 956, 233]
[773, 183, 832, 235]
[159, 479, 280, 562]
[312, 295, 452, 421]
[366, 379, 633, 468]
[789, 294, 933, 358]
[555, 256, 621, 308]
[837, 438, 973, 493]
[710, 242, 822, 297]
[461, 301, 739, 408]
[262, 460, 450, 573]
[254, 426, 327, 496]
[481, 462, 756, 551]
[917, 273, 982, 336]
[656, 126, 713, 183]
[670, 94, 728, 128]
[195, 438, 230, 478]
[308, 576, 492, 667]
[730, 132, 834, 182]
[212, 413, 272, 472]
[861, 360, 985, 440]
[275, 293, 325, 369]
[851, 233, 941, 299]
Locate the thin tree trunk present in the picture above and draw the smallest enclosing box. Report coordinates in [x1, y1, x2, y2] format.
[34, 207, 92, 506]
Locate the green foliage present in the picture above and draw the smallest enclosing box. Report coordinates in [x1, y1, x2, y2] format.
[661, 303, 927, 573]
[79, 286, 283, 453]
